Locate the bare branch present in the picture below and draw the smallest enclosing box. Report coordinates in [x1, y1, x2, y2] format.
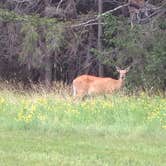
[140, 8, 166, 24]
[71, 3, 129, 28]
[12, 0, 33, 3]
[56, 0, 66, 11]
[70, 1, 166, 29]
[96, 3, 129, 18]
[84, 22, 105, 27]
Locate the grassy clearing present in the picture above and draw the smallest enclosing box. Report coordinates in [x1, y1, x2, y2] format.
[0, 89, 165, 165]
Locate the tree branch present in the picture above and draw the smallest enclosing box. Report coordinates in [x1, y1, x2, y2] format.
[71, 3, 129, 28]
[12, 0, 33, 3]
[140, 8, 166, 24]
[56, 0, 66, 11]
[70, 1, 166, 28]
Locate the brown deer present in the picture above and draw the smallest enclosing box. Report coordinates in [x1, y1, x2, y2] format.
[128, 0, 148, 29]
[72, 66, 130, 98]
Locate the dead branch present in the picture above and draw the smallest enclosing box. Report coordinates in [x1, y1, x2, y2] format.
[56, 0, 66, 11]
[12, 0, 33, 3]
[84, 22, 105, 27]
[70, 0, 166, 28]
[71, 3, 129, 28]
[140, 8, 166, 24]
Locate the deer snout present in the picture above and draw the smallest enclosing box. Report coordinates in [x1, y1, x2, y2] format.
[121, 75, 125, 79]
[120, 73, 126, 80]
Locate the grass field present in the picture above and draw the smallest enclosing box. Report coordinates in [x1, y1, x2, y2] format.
[0, 88, 166, 166]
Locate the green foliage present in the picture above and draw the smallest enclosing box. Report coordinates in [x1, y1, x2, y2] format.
[103, 14, 166, 90]
[159, 21, 166, 30]
[20, 22, 65, 68]
[144, 32, 166, 89]
[90, 48, 113, 65]
[104, 15, 135, 49]
[0, 9, 65, 69]
[45, 23, 65, 52]
[21, 23, 40, 67]
[0, 8, 24, 22]
[0, 9, 57, 26]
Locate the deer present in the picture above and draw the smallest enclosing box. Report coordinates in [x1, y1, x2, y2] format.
[128, 0, 148, 29]
[72, 66, 130, 98]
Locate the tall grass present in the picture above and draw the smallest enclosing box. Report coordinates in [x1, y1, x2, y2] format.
[0, 85, 166, 165]
[0, 86, 165, 135]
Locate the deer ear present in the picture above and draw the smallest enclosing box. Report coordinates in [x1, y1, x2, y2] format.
[125, 66, 131, 72]
[116, 66, 121, 71]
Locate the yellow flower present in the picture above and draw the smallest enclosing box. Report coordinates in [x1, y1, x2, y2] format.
[0, 97, 5, 104]
[17, 111, 23, 121]
[37, 115, 46, 121]
[47, 106, 52, 111]
[37, 97, 47, 104]
[30, 105, 36, 113]
[162, 125, 166, 129]
[140, 91, 145, 97]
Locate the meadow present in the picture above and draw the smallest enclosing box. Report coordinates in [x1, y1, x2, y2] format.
[0, 86, 166, 166]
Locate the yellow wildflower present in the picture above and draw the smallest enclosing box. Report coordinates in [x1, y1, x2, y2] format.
[162, 125, 166, 129]
[30, 105, 36, 113]
[38, 97, 47, 104]
[0, 97, 5, 104]
[37, 115, 46, 121]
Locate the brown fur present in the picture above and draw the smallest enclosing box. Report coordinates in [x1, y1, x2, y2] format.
[72, 67, 130, 98]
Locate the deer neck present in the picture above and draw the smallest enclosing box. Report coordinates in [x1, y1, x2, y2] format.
[117, 77, 125, 88]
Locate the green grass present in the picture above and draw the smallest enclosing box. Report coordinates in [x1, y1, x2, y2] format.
[0, 129, 165, 166]
[0, 89, 165, 165]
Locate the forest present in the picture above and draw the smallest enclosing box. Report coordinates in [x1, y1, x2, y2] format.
[0, 0, 165, 91]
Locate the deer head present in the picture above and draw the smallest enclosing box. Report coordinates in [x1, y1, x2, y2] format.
[116, 66, 131, 80]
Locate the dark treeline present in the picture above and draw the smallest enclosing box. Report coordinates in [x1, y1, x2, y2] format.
[0, 0, 165, 91]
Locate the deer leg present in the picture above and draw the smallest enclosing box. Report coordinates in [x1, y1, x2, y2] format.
[72, 85, 77, 96]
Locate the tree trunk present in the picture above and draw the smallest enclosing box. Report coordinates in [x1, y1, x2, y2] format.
[84, 26, 93, 74]
[98, 0, 104, 77]
[45, 55, 52, 87]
